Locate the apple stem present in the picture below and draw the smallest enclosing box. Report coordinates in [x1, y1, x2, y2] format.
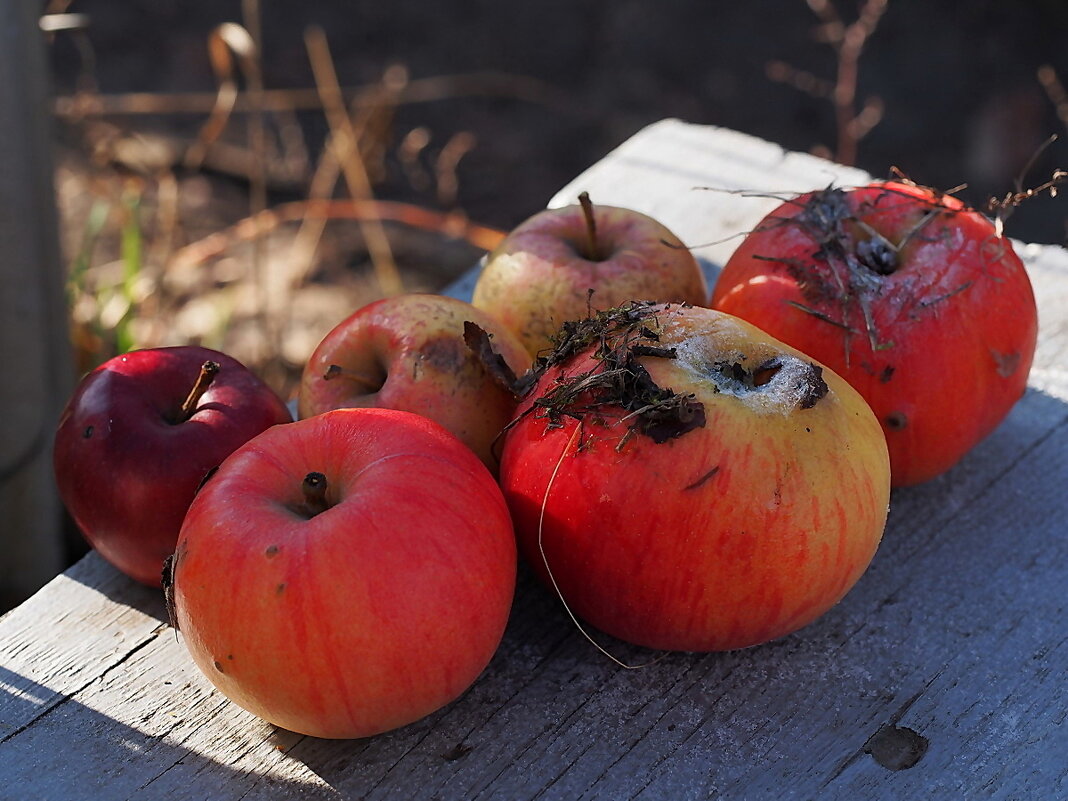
[578, 191, 600, 260]
[323, 364, 385, 393]
[300, 472, 330, 517]
[178, 360, 221, 422]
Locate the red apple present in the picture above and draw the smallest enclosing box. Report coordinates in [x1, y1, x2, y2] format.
[169, 407, 517, 739]
[472, 193, 708, 358]
[53, 346, 292, 586]
[710, 181, 1038, 485]
[499, 302, 890, 653]
[298, 293, 530, 474]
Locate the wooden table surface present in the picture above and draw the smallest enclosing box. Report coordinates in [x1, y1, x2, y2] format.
[3, 120, 1067, 800]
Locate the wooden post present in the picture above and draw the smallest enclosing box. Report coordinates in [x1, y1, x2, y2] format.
[0, 0, 72, 607]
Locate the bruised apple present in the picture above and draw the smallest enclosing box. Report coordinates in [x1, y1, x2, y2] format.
[472, 193, 708, 358]
[298, 294, 530, 473]
[711, 181, 1038, 485]
[499, 302, 890, 653]
[169, 408, 517, 739]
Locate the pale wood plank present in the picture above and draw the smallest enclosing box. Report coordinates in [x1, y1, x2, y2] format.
[4, 120, 1068, 800]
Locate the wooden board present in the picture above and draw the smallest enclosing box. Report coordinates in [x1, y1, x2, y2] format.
[4, 119, 1068, 800]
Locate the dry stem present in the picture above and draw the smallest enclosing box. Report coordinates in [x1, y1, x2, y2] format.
[305, 26, 404, 297]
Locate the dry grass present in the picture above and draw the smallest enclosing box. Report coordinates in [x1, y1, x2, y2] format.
[49, 10, 548, 401]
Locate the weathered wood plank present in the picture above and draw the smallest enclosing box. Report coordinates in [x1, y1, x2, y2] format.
[2, 120, 1067, 800]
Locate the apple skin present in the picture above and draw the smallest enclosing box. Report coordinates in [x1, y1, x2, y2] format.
[499, 303, 890, 653]
[298, 294, 531, 473]
[171, 407, 517, 739]
[471, 201, 708, 358]
[53, 346, 292, 586]
[710, 181, 1038, 486]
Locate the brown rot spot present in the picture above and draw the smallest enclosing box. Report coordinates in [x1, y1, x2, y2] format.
[885, 412, 908, 431]
[864, 724, 929, 771]
[83, 425, 94, 439]
[798, 363, 829, 409]
[276, 583, 287, 595]
[265, 545, 280, 558]
[213, 660, 224, 673]
[880, 365, 896, 383]
[992, 349, 1021, 378]
[422, 336, 470, 373]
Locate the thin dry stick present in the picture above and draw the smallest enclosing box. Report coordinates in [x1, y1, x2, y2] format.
[54, 71, 571, 118]
[148, 170, 180, 273]
[770, 0, 887, 165]
[224, 2, 273, 373]
[169, 198, 505, 271]
[184, 24, 249, 171]
[435, 131, 477, 208]
[288, 66, 408, 289]
[304, 26, 404, 296]
[537, 423, 666, 671]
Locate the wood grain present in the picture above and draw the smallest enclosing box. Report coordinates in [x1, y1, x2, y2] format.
[3, 120, 1067, 800]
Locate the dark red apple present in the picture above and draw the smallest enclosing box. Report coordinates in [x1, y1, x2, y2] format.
[53, 346, 292, 586]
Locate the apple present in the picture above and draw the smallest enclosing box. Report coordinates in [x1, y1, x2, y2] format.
[499, 302, 890, 653]
[471, 192, 708, 358]
[168, 407, 517, 739]
[297, 293, 531, 474]
[710, 180, 1038, 485]
[53, 346, 292, 586]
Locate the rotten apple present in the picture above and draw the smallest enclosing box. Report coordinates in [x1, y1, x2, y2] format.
[499, 302, 890, 653]
[169, 407, 517, 739]
[53, 346, 292, 586]
[472, 193, 708, 358]
[298, 293, 531, 473]
[710, 180, 1038, 485]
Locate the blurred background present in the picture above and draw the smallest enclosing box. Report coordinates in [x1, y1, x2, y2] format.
[43, 0, 1068, 399]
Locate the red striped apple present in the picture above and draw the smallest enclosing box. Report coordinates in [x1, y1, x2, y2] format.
[298, 294, 530, 473]
[499, 302, 890, 652]
[472, 193, 708, 358]
[169, 408, 517, 739]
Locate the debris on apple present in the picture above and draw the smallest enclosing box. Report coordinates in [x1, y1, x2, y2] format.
[711, 180, 1038, 485]
[500, 301, 890, 653]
